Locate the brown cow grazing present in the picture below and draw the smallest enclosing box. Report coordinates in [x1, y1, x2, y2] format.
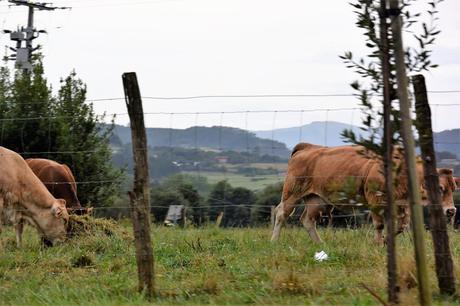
[0, 147, 69, 247]
[271, 143, 457, 244]
[25, 158, 92, 215]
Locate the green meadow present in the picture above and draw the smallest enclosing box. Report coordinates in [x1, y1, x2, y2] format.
[1, 222, 460, 305]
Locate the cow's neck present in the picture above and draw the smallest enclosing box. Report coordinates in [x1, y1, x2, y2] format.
[23, 183, 56, 209]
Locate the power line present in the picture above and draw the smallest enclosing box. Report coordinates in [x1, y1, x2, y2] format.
[3, 102, 460, 121]
[142, 93, 358, 100]
[8, 92, 460, 106]
[138, 90, 460, 100]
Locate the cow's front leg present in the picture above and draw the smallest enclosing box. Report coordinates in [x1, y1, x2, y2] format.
[370, 211, 385, 246]
[271, 197, 296, 241]
[300, 195, 326, 243]
[15, 218, 24, 247]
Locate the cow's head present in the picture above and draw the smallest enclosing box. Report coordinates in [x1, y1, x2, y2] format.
[438, 168, 457, 221]
[37, 199, 69, 244]
[419, 168, 456, 222]
[421, 168, 457, 220]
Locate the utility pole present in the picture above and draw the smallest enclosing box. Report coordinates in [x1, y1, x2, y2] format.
[2, 0, 70, 72]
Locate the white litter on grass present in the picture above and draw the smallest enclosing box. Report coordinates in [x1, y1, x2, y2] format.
[314, 250, 329, 262]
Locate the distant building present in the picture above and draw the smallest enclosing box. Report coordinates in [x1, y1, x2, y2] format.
[216, 156, 229, 164]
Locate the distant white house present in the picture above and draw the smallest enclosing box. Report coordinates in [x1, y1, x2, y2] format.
[216, 156, 229, 164]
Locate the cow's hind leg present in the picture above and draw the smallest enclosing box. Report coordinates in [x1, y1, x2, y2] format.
[271, 197, 297, 241]
[300, 195, 326, 243]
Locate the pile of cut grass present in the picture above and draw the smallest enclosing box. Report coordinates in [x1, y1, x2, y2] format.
[67, 214, 131, 240]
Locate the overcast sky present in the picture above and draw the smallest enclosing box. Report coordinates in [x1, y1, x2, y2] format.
[0, 0, 459, 132]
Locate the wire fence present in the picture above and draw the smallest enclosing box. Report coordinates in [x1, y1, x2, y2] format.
[1, 93, 460, 226]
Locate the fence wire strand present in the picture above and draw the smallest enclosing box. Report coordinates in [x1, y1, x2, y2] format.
[1, 96, 459, 224]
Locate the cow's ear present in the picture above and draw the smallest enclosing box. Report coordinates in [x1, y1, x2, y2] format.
[52, 205, 64, 218]
[87, 207, 94, 215]
[52, 200, 69, 220]
[57, 198, 67, 207]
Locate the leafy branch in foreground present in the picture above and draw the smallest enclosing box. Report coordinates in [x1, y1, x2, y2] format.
[340, 0, 444, 153]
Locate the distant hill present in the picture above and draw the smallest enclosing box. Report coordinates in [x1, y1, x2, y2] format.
[254, 121, 367, 149]
[107, 123, 460, 160]
[254, 122, 460, 158]
[109, 124, 291, 159]
[434, 129, 460, 158]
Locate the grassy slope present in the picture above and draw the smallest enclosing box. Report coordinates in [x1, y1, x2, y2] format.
[182, 171, 284, 191]
[1, 224, 460, 305]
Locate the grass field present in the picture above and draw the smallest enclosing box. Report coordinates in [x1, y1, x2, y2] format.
[223, 163, 288, 172]
[1, 222, 460, 305]
[183, 171, 284, 191]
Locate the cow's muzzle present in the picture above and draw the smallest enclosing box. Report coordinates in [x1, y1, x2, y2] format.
[445, 208, 456, 219]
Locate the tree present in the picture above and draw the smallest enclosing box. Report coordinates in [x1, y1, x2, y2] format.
[162, 173, 212, 195]
[0, 57, 123, 208]
[340, 0, 444, 153]
[1, 59, 56, 155]
[150, 185, 185, 222]
[251, 183, 283, 225]
[207, 180, 234, 223]
[177, 183, 205, 226]
[226, 187, 256, 227]
[53, 71, 123, 207]
[148, 178, 207, 225]
[341, 0, 448, 302]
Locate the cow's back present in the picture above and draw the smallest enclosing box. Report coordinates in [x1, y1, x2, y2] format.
[0, 147, 34, 202]
[0, 147, 56, 207]
[26, 158, 80, 209]
[286, 144, 382, 203]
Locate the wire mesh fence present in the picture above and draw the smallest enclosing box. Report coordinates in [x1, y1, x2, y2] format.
[1, 93, 460, 227]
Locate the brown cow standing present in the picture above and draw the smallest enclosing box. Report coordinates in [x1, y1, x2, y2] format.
[271, 143, 457, 244]
[0, 147, 69, 246]
[25, 158, 92, 215]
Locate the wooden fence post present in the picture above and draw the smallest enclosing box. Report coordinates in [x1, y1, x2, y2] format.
[379, 0, 399, 303]
[122, 72, 155, 297]
[216, 211, 224, 227]
[389, 1, 432, 305]
[413, 74, 456, 295]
